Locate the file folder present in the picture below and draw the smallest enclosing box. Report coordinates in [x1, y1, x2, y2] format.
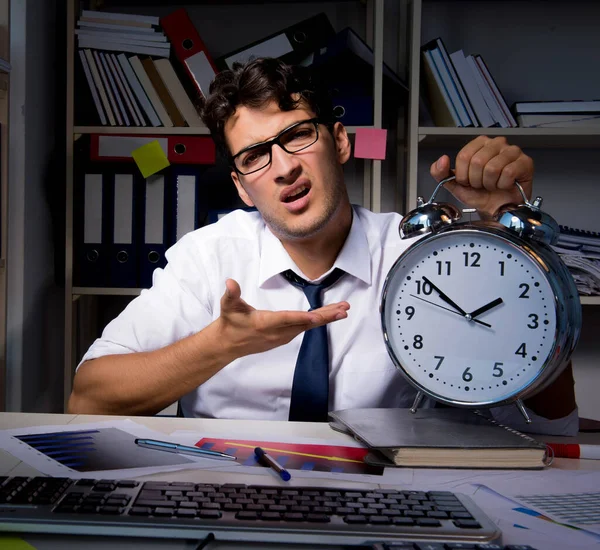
[77, 49, 107, 126]
[310, 27, 409, 123]
[170, 166, 203, 243]
[90, 134, 216, 164]
[109, 172, 139, 288]
[140, 173, 169, 289]
[218, 13, 335, 70]
[160, 8, 218, 99]
[74, 172, 109, 287]
[329, 84, 374, 127]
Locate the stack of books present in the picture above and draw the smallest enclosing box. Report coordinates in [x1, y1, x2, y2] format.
[420, 37, 517, 128]
[552, 225, 600, 296]
[511, 100, 600, 128]
[75, 9, 217, 128]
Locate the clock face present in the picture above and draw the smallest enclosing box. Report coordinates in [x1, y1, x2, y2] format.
[382, 229, 558, 405]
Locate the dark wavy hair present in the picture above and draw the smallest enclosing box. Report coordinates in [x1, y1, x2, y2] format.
[200, 57, 334, 161]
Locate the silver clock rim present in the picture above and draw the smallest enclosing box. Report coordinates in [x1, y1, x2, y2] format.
[380, 223, 582, 409]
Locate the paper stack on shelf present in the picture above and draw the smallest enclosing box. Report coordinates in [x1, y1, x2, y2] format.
[511, 100, 600, 128]
[552, 225, 600, 296]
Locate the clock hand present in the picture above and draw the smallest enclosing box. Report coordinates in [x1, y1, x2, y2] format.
[409, 294, 492, 328]
[421, 276, 468, 316]
[469, 297, 504, 319]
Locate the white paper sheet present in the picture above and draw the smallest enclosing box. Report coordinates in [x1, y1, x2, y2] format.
[0, 420, 240, 479]
[482, 469, 600, 535]
[472, 483, 600, 546]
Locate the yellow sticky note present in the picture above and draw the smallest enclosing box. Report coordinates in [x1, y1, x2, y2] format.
[0, 536, 36, 549]
[131, 140, 170, 178]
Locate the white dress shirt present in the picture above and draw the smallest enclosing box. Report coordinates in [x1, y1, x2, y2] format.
[80, 207, 578, 435]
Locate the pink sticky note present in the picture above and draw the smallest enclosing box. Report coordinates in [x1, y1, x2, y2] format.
[353, 128, 388, 160]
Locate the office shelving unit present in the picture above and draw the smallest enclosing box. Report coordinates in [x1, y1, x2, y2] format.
[63, 0, 400, 408]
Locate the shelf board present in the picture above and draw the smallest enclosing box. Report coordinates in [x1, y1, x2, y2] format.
[73, 287, 142, 297]
[581, 296, 600, 306]
[74, 126, 211, 136]
[73, 126, 369, 136]
[418, 127, 600, 149]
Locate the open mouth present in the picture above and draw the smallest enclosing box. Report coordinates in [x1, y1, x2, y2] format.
[283, 186, 309, 203]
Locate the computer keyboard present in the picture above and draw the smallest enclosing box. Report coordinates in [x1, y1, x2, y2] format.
[0, 476, 521, 547]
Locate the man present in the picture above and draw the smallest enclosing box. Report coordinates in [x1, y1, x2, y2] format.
[68, 58, 577, 434]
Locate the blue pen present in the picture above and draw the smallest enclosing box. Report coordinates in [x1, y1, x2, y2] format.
[254, 447, 291, 481]
[135, 438, 237, 461]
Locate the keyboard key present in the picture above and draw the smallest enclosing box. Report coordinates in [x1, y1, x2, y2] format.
[116, 480, 139, 488]
[136, 500, 176, 508]
[128, 507, 151, 516]
[235, 511, 259, 520]
[198, 509, 221, 519]
[452, 519, 482, 529]
[415, 517, 442, 527]
[175, 509, 196, 518]
[344, 515, 368, 524]
[306, 513, 330, 523]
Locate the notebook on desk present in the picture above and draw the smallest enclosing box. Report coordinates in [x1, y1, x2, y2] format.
[329, 407, 548, 469]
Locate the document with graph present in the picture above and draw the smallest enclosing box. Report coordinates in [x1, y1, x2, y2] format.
[169, 430, 412, 484]
[0, 420, 240, 479]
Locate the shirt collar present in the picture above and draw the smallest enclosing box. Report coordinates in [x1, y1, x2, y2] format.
[258, 206, 372, 287]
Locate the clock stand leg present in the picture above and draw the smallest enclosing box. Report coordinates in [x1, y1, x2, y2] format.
[410, 391, 425, 413]
[515, 399, 532, 424]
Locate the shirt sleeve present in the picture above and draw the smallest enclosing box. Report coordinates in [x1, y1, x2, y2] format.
[489, 403, 579, 437]
[77, 234, 216, 370]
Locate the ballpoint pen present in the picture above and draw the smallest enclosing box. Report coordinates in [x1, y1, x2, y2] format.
[254, 446, 291, 481]
[134, 438, 237, 460]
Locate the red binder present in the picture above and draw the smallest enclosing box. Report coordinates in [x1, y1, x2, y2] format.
[160, 8, 218, 99]
[90, 134, 216, 164]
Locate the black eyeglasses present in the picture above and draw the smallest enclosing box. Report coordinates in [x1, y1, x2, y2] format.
[230, 118, 321, 175]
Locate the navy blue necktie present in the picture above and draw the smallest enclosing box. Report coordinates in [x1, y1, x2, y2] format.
[284, 268, 345, 422]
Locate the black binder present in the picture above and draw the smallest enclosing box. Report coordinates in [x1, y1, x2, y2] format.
[216, 13, 335, 71]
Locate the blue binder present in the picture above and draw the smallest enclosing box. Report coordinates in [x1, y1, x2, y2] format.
[74, 170, 110, 287]
[139, 172, 169, 289]
[329, 84, 374, 126]
[108, 169, 139, 288]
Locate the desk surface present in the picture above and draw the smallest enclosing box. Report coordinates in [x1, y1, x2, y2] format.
[0, 413, 598, 550]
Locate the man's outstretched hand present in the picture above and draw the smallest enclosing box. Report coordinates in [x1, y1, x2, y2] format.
[214, 279, 350, 360]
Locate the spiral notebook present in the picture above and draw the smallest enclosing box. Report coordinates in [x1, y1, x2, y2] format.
[329, 407, 548, 469]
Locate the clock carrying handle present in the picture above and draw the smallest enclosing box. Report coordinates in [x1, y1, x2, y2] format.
[427, 175, 529, 206]
[414, 175, 559, 245]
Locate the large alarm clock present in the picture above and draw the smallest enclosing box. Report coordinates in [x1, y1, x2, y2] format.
[381, 176, 582, 422]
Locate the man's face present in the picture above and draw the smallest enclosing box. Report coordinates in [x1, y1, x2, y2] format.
[225, 101, 352, 242]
